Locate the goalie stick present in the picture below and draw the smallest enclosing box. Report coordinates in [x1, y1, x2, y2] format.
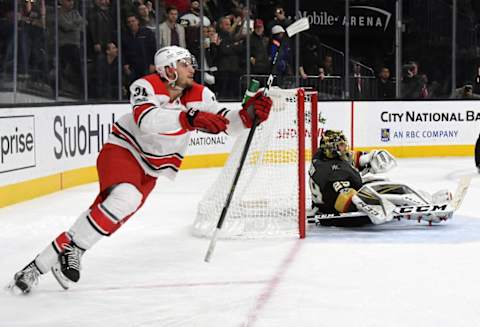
[308, 203, 454, 226]
[308, 175, 472, 226]
[204, 18, 311, 262]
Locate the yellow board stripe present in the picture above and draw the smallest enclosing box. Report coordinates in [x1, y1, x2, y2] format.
[354, 144, 474, 157]
[0, 154, 230, 208]
[0, 145, 474, 208]
[180, 153, 229, 169]
[0, 174, 62, 208]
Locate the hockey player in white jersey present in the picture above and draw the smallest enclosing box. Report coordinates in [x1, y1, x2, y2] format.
[8, 46, 273, 294]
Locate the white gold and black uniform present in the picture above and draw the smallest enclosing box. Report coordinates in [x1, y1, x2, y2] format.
[309, 150, 363, 213]
[308, 129, 372, 227]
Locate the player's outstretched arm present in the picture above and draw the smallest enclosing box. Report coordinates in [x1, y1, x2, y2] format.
[179, 109, 229, 134]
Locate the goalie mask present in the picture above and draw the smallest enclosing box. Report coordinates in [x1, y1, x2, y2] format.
[154, 46, 197, 85]
[319, 130, 351, 160]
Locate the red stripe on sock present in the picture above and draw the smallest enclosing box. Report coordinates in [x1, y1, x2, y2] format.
[90, 205, 118, 234]
[54, 232, 72, 252]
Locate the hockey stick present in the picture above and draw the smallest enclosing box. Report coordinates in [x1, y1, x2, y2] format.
[204, 18, 310, 263]
[309, 203, 455, 226]
[450, 175, 471, 210]
[308, 202, 457, 225]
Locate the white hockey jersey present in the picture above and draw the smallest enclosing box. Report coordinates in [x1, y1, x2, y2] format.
[106, 73, 246, 179]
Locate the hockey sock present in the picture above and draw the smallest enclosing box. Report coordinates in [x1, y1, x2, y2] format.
[69, 183, 142, 249]
[34, 231, 73, 273]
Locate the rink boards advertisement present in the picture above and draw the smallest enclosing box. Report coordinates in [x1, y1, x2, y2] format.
[353, 101, 480, 156]
[0, 99, 478, 207]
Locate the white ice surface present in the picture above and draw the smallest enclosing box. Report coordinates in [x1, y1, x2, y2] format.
[1, 157, 480, 327]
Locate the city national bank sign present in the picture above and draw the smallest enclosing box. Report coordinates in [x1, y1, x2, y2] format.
[296, 3, 394, 35]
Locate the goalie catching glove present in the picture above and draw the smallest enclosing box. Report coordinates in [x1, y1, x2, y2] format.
[239, 91, 273, 128]
[358, 149, 397, 174]
[179, 109, 229, 134]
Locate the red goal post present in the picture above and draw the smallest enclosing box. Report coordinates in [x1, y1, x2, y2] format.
[194, 88, 319, 239]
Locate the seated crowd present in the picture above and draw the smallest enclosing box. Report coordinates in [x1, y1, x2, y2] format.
[0, 0, 478, 101]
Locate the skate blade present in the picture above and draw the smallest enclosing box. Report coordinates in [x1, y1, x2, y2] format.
[51, 265, 70, 290]
[4, 281, 29, 295]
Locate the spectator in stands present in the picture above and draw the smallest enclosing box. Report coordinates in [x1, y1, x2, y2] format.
[410, 61, 429, 98]
[250, 19, 269, 76]
[401, 62, 428, 99]
[269, 25, 292, 88]
[216, 16, 244, 99]
[474, 65, 480, 94]
[88, 0, 114, 57]
[18, 0, 47, 82]
[203, 0, 220, 24]
[266, 5, 291, 36]
[156, 0, 167, 24]
[351, 62, 365, 99]
[59, 0, 87, 94]
[377, 67, 395, 99]
[321, 55, 335, 76]
[122, 14, 156, 88]
[216, 0, 241, 17]
[299, 33, 322, 84]
[180, 0, 211, 27]
[122, 1, 160, 27]
[137, 3, 156, 32]
[0, 3, 15, 76]
[180, 0, 211, 63]
[159, 5, 186, 48]
[198, 25, 219, 89]
[452, 82, 480, 99]
[233, 4, 251, 40]
[165, 0, 190, 15]
[88, 0, 114, 96]
[94, 42, 120, 100]
[224, 12, 244, 42]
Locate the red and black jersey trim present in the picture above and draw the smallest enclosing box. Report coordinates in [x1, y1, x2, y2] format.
[217, 108, 230, 117]
[133, 103, 156, 127]
[111, 123, 184, 172]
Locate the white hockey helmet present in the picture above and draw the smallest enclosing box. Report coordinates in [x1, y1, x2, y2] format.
[154, 46, 196, 81]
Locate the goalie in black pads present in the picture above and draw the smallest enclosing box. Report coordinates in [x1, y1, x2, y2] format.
[308, 130, 464, 227]
[308, 130, 390, 226]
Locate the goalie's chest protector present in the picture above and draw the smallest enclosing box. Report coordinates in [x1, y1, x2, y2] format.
[313, 158, 363, 191]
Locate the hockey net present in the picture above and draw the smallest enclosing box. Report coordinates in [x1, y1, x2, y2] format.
[193, 87, 319, 239]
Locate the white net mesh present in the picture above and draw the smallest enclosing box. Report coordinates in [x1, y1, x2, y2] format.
[193, 88, 314, 239]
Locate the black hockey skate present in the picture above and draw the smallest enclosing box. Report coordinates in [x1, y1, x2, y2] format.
[7, 260, 41, 294]
[51, 242, 85, 290]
